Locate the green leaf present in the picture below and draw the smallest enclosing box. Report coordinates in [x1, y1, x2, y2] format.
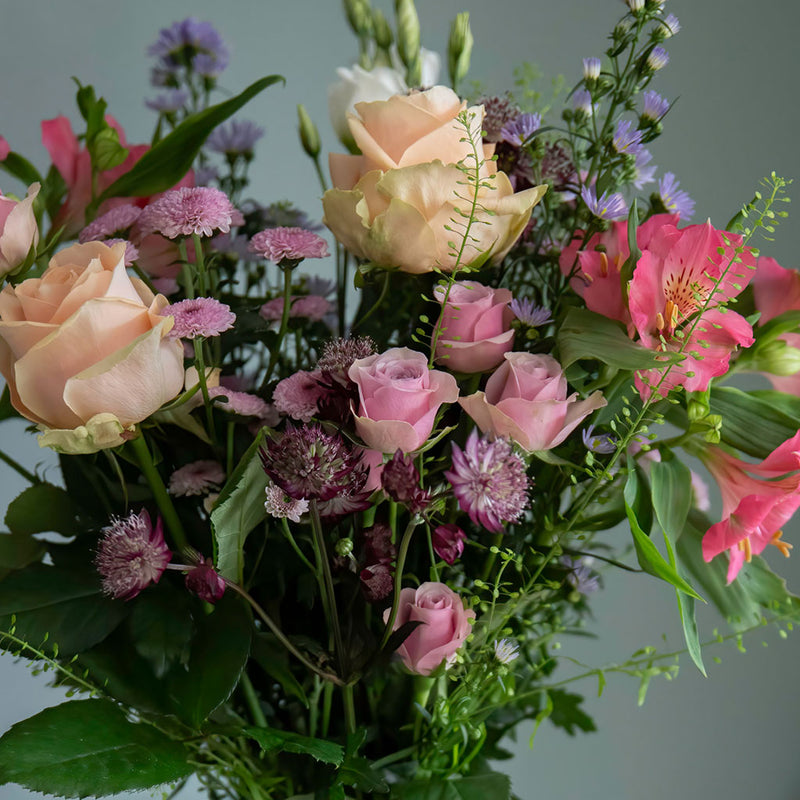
[0, 564, 128, 655]
[0, 532, 45, 570]
[548, 689, 596, 736]
[211, 429, 268, 582]
[99, 76, 284, 202]
[710, 386, 799, 458]
[0, 699, 192, 795]
[5, 483, 79, 537]
[251, 632, 309, 707]
[618, 197, 641, 286]
[558, 307, 682, 371]
[168, 594, 252, 729]
[0, 152, 43, 187]
[624, 469, 702, 601]
[391, 773, 511, 800]
[244, 726, 344, 766]
[650, 457, 693, 544]
[339, 755, 390, 794]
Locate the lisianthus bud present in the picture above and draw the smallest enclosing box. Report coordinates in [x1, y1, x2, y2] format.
[395, 0, 421, 84]
[297, 104, 321, 159]
[448, 12, 474, 91]
[343, 0, 373, 37]
[373, 8, 393, 51]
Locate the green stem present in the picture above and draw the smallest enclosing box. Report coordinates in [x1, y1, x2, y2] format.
[129, 433, 188, 551]
[380, 518, 419, 649]
[178, 240, 195, 299]
[240, 672, 267, 728]
[342, 683, 357, 736]
[322, 680, 334, 738]
[480, 533, 503, 583]
[193, 339, 217, 443]
[261, 265, 294, 388]
[0, 449, 40, 484]
[192, 233, 208, 295]
[281, 518, 316, 573]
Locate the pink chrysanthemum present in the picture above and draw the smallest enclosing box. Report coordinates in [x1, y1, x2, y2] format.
[95, 510, 172, 601]
[259, 297, 285, 322]
[272, 370, 324, 422]
[79, 204, 142, 243]
[104, 238, 140, 267]
[445, 430, 529, 533]
[168, 460, 226, 496]
[264, 483, 309, 523]
[139, 187, 236, 239]
[249, 227, 329, 264]
[164, 297, 236, 339]
[208, 386, 275, 420]
[292, 295, 333, 322]
[153, 277, 180, 296]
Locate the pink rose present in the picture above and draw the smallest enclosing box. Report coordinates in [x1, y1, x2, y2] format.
[385, 582, 475, 676]
[459, 352, 606, 451]
[0, 183, 39, 278]
[0, 241, 184, 452]
[348, 347, 459, 453]
[433, 280, 514, 373]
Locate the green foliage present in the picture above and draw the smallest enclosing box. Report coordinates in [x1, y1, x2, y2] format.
[0, 532, 45, 570]
[4, 482, 80, 537]
[547, 689, 596, 736]
[0, 699, 192, 795]
[244, 725, 344, 766]
[391, 772, 511, 800]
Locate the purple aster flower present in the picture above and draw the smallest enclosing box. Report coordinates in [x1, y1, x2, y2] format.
[79, 204, 142, 243]
[249, 227, 329, 265]
[382, 450, 430, 514]
[95, 510, 171, 601]
[658, 172, 695, 219]
[510, 298, 552, 327]
[494, 638, 520, 664]
[139, 187, 236, 239]
[613, 119, 644, 156]
[477, 94, 520, 143]
[164, 297, 236, 339]
[192, 52, 227, 78]
[581, 186, 628, 221]
[194, 165, 220, 187]
[168, 460, 226, 497]
[303, 276, 336, 297]
[633, 148, 657, 189]
[445, 431, 529, 533]
[264, 483, 309, 523]
[500, 113, 541, 147]
[582, 424, 618, 454]
[148, 18, 229, 77]
[145, 89, 189, 113]
[185, 557, 226, 603]
[208, 387, 275, 420]
[207, 120, 265, 157]
[259, 424, 371, 515]
[561, 555, 600, 595]
[572, 89, 594, 117]
[647, 46, 670, 71]
[582, 57, 601, 80]
[660, 14, 680, 37]
[432, 524, 466, 565]
[642, 90, 670, 121]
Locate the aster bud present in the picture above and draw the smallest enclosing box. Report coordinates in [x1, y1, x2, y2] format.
[447, 12, 473, 92]
[297, 104, 321, 159]
[395, 0, 421, 85]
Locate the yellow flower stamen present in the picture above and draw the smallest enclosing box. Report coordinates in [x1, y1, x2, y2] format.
[770, 530, 793, 559]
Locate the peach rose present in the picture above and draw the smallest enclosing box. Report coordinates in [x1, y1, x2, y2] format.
[384, 582, 475, 676]
[0, 183, 39, 278]
[459, 352, 606, 452]
[322, 86, 546, 274]
[348, 347, 459, 453]
[433, 280, 514, 373]
[0, 241, 184, 452]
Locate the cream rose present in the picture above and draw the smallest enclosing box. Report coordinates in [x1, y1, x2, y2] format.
[0, 241, 184, 452]
[322, 86, 546, 274]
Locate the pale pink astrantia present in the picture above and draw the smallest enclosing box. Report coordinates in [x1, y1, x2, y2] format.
[164, 297, 236, 339]
[139, 186, 236, 239]
[445, 430, 529, 533]
[79, 204, 142, 243]
[249, 226, 329, 264]
[264, 482, 309, 523]
[168, 460, 226, 496]
[272, 370, 325, 422]
[95, 510, 171, 601]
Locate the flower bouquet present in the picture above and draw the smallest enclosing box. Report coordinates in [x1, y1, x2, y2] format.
[0, 2, 797, 798]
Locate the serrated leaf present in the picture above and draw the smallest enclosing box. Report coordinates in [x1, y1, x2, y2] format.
[5, 483, 79, 536]
[548, 689, 597, 736]
[390, 772, 511, 800]
[244, 726, 344, 766]
[0, 699, 192, 795]
[99, 76, 283, 201]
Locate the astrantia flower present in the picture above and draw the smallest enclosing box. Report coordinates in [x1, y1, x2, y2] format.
[168, 460, 226, 496]
[432, 524, 466, 565]
[207, 120, 265, 158]
[494, 638, 520, 665]
[582, 57, 601, 80]
[272, 370, 324, 422]
[613, 119, 644, 156]
[208, 386, 275, 420]
[477, 94, 520, 142]
[581, 186, 628, 221]
[139, 187, 236, 239]
[164, 297, 236, 339]
[500, 113, 541, 147]
[249, 227, 330, 265]
[79, 204, 142, 243]
[145, 89, 189, 113]
[95, 510, 171, 601]
[658, 172, 695, 219]
[510, 298, 552, 327]
[185, 557, 226, 603]
[582, 424, 618, 454]
[317, 336, 377, 379]
[264, 483, 309, 523]
[647, 46, 670, 71]
[382, 450, 430, 513]
[445, 430, 529, 533]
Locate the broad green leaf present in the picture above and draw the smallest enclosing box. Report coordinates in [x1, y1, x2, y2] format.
[0, 152, 43, 187]
[168, 594, 252, 729]
[212, 429, 268, 582]
[650, 457, 693, 543]
[0, 564, 128, 655]
[558, 307, 683, 371]
[624, 469, 702, 601]
[5, 483, 79, 537]
[390, 773, 511, 800]
[749, 389, 800, 423]
[244, 725, 344, 766]
[737, 555, 800, 613]
[710, 386, 799, 458]
[0, 699, 192, 795]
[99, 76, 283, 201]
[0, 532, 45, 570]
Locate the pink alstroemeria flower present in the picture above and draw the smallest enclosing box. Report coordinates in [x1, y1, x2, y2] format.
[701, 431, 800, 582]
[559, 213, 679, 333]
[628, 221, 756, 398]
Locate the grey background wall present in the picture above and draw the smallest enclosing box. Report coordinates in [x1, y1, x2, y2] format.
[0, 1, 799, 798]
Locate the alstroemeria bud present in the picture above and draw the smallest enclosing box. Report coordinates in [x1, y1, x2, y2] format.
[447, 12, 473, 91]
[297, 104, 321, 159]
